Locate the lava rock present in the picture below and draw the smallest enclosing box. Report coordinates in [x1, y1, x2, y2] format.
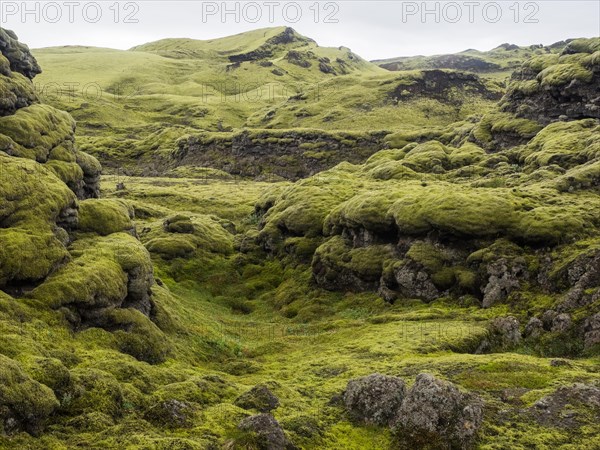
[237, 414, 292, 449]
[343, 373, 406, 427]
[394, 373, 483, 449]
[235, 384, 280, 413]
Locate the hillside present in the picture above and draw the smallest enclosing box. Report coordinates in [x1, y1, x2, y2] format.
[2, 25, 600, 450]
[373, 40, 572, 80]
[32, 27, 503, 176]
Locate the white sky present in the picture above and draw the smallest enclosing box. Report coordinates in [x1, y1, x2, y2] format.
[1, 1, 599, 60]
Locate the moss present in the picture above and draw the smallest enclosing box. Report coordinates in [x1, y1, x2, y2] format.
[0, 70, 38, 116]
[473, 111, 542, 145]
[0, 104, 75, 161]
[389, 184, 518, 238]
[519, 119, 600, 169]
[75, 150, 102, 178]
[402, 141, 450, 172]
[521, 54, 560, 74]
[537, 63, 593, 87]
[365, 160, 419, 181]
[325, 192, 396, 235]
[106, 308, 170, 364]
[78, 199, 134, 236]
[29, 233, 152, 311]
[142, 213, 233, 260]
[164, 215, 195, 234]
[45, 160, 84, 189]
[19, 356, 72, 397]
[0, 228, 69, 286]
[68, 368, 125, 418]
[313, 235, 396, 284]
[563, 37, 600, 55]
[151, 377, 229, 406]
[448, 142, 485, 168]
[0, 152, 76, 229]
[0, 354, 59, 434]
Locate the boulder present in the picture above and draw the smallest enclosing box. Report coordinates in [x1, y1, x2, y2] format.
[144, 399, 192, 428]
[478, 316, 521, 352]
[524, 317, 544, 339]
[482, 259, 523, 308]
[343, 373, 406, 427]
[394, 373, 483, 449]
[584, 313, 600, 350]
[235, 384, 280, 413]
[237, 414, 292, 450]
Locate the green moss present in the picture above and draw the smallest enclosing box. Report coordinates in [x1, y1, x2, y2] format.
[106, 308, 170, 364]
[325, 192, 396, 235]
[0, 152, 76, 229]
[18, 356, 72, 397]
[68, 368, 125, 418]
[448, 142, 486, 168]
[402, 141, 450, 172]
[537, 63, 593, 87]
[563, 37, 600, 55]
[313, 235, 395, 283]
[473, 111, 542, 145]
[0, 354, 59, 434]
[519, 119, 600, 169]
[78, 199, 134, 236]
[29, 233, 152, 310]
[0, 104, 75, 161]
[0, 228, 69, 286]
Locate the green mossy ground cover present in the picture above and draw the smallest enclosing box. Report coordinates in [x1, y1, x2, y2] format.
[2, 29, 600, 450]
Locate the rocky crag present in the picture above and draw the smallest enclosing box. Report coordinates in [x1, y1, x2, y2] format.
[0, 28, 169, 434]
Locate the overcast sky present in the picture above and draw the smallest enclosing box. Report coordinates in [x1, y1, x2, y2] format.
[1, 1, 599, 60]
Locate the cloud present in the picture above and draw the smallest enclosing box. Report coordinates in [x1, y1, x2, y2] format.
[2, 1, 598, 59]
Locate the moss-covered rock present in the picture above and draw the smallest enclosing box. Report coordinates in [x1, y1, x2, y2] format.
[0, 354, 59, 435]
[78, 199, 135, 236]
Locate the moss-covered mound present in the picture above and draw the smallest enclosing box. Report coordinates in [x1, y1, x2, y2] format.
[501, 37, 600, 124]
[0, 29, 170, 436]
[254, 46, 600, 355]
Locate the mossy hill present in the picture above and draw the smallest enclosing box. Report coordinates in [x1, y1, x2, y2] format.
[32, 27, 504, 178]
[1, 26, 600, 449]
[372, 40, 573, 79]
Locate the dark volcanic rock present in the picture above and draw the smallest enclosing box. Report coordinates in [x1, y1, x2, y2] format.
[478, 316, 521, 353]
[482, 259, 526, 308]
[343, 374, 406, 427]
[175, 129, 387, 180]
[0, 28, 41, 79]
[389, 70, 503, 105]
[394, 373, 483, 449]
[237, 414, 292, 449]
[235, 384, 280, 413]
[532, 383, 600, 428]
[392, 260, 440, 302]
[144, 399, 192, 428]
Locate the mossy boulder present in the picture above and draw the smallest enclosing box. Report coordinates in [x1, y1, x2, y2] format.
[78, 199, 135, 236]
[29, 233, 155, 327]
[502, 37, 600, 124]
[0, 354, 59, 435]
[234, 384, 280, 413]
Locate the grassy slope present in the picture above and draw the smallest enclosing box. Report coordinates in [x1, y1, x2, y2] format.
[32, 28, 502, 173]
[373, 41, 569, 81]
